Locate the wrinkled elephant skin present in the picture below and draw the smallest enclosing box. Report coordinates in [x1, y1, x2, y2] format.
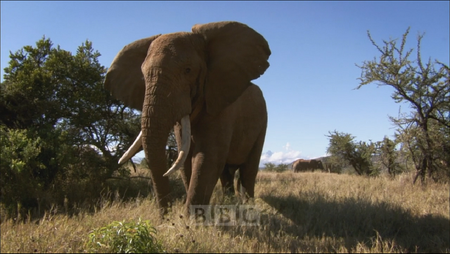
[104, 21, 271, 214]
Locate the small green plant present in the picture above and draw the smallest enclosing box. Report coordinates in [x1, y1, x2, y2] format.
[85, 218, 165, 253]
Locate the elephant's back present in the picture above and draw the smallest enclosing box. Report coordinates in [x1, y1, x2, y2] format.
[241, 83, 266, 108]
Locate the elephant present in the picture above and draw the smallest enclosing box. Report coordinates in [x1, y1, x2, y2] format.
[292, 159, 324, 172]
[104, 21, 270, 214]
[220, 164, 241, 197]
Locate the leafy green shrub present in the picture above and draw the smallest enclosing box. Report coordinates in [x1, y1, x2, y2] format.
[326, 131, 379, 176]
[264, 162, 289, 172]
[85, 218, 165, 253]
[1, 37, 142, 215]
[0, 126, 44, 217]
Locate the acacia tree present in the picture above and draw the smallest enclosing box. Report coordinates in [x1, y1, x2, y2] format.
[375, 136, 403, 177]
[356, 28, 449, 183]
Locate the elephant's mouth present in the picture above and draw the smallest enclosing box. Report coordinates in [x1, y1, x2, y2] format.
[118, 114, 191, 177]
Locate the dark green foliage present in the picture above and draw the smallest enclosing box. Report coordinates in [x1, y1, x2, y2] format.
[166, 131, 178, 168]
[264, 163, 289, 173]
[326, 131, 379, 176]
[395, 119, 450, 182]
[356, 27, 449, 183]
[321, 156, 344, 174]
[0, 37, 141, 217]
[375, 137, 403, 177]
[0, 127, 43, 215]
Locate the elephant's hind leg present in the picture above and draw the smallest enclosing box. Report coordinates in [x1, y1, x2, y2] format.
[238, 131, 266, 200]
[220, 164, 238, 196]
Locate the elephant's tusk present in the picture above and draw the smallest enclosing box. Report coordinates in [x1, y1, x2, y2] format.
[118, 131, 143, 164]
[163, 115, 191, 177]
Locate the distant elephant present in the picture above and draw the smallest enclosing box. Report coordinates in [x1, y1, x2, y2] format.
[292, 159, 324, 172]
[104, 21, 270, 214]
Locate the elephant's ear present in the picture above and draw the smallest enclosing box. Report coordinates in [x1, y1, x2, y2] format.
[192, 21, 271, 115]
[104, 35, 161, 111]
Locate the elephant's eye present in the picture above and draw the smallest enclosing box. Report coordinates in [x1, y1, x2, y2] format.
[185, 68, 191, 74]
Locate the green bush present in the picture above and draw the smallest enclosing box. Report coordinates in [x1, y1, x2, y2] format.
[85, 218, 165, 253]
[0, 127, 44, 217]
[264, 163, 289, 172]
[0, 37, 142, 216]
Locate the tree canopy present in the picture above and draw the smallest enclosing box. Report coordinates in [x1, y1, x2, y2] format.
[356, 28, 449, 183]
[0, 37, 141, 217]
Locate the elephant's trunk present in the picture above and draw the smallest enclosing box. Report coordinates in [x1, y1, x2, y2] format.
[118, 66, 192, 173]
[141, 100, 173, 208]
[140, 68, 192, 208]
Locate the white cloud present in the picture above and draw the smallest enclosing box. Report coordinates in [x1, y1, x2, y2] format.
[283, 142, 291, 151]
[259, 142, 304, 167]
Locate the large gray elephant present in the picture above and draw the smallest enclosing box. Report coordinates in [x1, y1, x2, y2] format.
[292, 159, 324, 172]
[104, 21, 270, 214]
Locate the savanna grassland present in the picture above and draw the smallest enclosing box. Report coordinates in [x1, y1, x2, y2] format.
[1, 169, 449, 253]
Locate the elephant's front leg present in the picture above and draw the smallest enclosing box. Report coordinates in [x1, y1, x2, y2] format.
[186, 149, 227, 209]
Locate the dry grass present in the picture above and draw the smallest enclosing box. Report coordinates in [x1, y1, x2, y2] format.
[1, 170, 449, 253]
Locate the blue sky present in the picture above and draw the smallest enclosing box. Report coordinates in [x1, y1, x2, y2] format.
[1, 1, 449, 166]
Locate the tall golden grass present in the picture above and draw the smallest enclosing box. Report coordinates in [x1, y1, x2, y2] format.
[1, 170, 449, 253]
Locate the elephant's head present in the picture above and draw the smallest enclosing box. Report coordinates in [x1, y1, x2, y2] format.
[104, 21, 270, 207]
[311, 159, 324, 170]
